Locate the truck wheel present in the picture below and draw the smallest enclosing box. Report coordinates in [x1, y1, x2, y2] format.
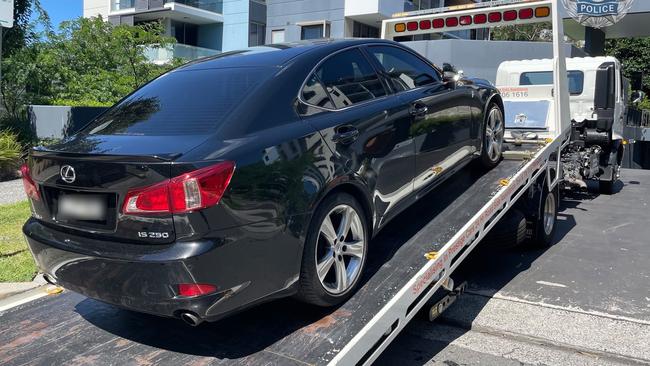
[480, 104, 504, 169]
[599, 179, 614, 195]
[528, 186, 558, 248]
[482, 209, 527, 249]
[296, 193, 368, 307]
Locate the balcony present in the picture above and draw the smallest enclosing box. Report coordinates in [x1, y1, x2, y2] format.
[164, 0, 222, 14]
[144, 43, 220, 64]
[111, 0, 223, 15]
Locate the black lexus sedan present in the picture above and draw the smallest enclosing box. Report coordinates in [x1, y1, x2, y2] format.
[22, 39, 504, 325]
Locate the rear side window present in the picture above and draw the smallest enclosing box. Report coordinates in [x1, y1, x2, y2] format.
[301, 74, 335, 109]
[82, 67, 273, 136]
[313, 48, 386, 109]
[520, 70, 584, 95]
[367, 45, 440, 92]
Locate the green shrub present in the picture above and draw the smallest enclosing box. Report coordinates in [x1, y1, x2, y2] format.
[0, 131, 22, 180]
[0, 113, 35, 146]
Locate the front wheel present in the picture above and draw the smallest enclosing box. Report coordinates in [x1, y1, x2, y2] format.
[480, 104, 504, 169]
[296, 193, 368, 307]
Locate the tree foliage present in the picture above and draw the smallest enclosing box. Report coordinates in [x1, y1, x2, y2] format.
[2, 0, 51, 56]
[490, 22, 553, 42]
[605, 37, 650, 93]
[1, 17, 181, 113]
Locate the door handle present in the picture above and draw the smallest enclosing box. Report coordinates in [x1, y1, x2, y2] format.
[332, 127, 359, 144]
[410, 103, 429, 117]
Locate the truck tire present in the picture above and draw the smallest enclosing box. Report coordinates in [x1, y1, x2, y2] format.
[599, 144, 623, 195]
[482, 209, 527, 249]
[528, 186, 558, 248]
[480, 104, 504, 169]
[296, 193, 368, 307]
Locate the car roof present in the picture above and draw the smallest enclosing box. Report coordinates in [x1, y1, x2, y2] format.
[175, 38, 398, 72]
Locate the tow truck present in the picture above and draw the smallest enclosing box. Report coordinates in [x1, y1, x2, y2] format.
[1, 1, 591, 364]
[496, 57, 634, 193]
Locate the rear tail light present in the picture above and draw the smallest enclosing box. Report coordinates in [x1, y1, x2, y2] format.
[488, 12, 502, 22]
[20, 164, 40, 201]
[446, 17, 458, 27]
[504, 10, 518, 21]
[474, 14, 487, 24]
[432, 18, 445, 28]
[407, 21, 418, 31]
[177, 283, 217, 297]
[419, 20, 431, 30]
[122, 161, 235, 215]
[519, 8, 534, 19]
[459, 16, 472, 26]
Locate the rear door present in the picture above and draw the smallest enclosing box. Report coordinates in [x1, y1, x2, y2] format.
[298, 47, 416, 222]
[364, 45, 474, 194]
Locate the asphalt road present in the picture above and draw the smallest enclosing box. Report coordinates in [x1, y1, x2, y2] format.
[1, 169, 649, 365]
[379, 169, 650, 365]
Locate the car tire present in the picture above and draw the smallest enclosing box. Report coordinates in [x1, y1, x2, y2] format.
[296, 193, 368, 307]
[480, 104, 504, 169]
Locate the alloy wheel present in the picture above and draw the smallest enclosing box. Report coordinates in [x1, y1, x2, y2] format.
[315, 204, 366, 294]
[485, 108, 504, 162]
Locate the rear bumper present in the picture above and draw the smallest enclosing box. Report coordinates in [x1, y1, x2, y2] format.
[23, 217, 304, 322]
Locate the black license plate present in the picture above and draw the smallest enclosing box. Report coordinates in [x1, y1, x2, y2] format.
[58, 194, 107, 221]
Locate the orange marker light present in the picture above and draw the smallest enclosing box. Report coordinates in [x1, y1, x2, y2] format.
[395, 23, 406, 32]
[535, 6, 550, 18]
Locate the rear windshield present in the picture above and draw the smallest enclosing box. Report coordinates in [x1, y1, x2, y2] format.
[82, 67, 274, 136]
[520, 70, 584, 95]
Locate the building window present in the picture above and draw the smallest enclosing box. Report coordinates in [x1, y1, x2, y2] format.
[271, 29, 285, 43]
[249, 22, 266, 47]
[171, 20, 198, 46]
[352, 21, 379, 38]
[300, 23, 330, 40]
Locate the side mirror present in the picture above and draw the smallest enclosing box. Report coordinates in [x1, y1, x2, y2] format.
[632, 91, 645, 104]
[442, 63, 462, 82]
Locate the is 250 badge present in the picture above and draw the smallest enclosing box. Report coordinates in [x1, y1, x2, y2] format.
[137, 232, 170, 239]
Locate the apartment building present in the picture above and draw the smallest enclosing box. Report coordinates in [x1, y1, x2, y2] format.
[83, 0, 267, 62]
[265, 0, 487, 44]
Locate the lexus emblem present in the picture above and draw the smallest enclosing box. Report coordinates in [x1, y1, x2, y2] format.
[60, 165, 76, 183]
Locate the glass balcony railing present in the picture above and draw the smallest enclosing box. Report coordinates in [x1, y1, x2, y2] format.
[111, 0, 135, 11]
[111, 0, 223, 13]
[164, 0, 223, 13]
[144, 43, 221, 64]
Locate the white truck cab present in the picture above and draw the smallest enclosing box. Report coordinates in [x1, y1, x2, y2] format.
[496, 57, 626, 137]
[496, 57, 630, 193]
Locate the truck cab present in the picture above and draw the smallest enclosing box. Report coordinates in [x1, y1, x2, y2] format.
[496, 57, 630, 193]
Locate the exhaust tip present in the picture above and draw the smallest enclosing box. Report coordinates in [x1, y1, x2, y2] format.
[179, 312, 203, 327]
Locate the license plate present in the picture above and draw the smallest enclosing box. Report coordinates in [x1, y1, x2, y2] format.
[58, 194, 107, 221]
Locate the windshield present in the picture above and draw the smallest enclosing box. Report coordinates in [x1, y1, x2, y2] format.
[82, 67, 274, 136]
[520, 70, 584, 95]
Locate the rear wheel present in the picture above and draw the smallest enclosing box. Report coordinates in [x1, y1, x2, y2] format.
[296, 193, 368, 306]
[528, 186, 558, 248]
[480, 104, 504, 169]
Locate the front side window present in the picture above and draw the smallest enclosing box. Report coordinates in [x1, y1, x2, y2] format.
[520, 70, 585, 95]
[310, 48, 386, 109]
[367, 45, 440, 92]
